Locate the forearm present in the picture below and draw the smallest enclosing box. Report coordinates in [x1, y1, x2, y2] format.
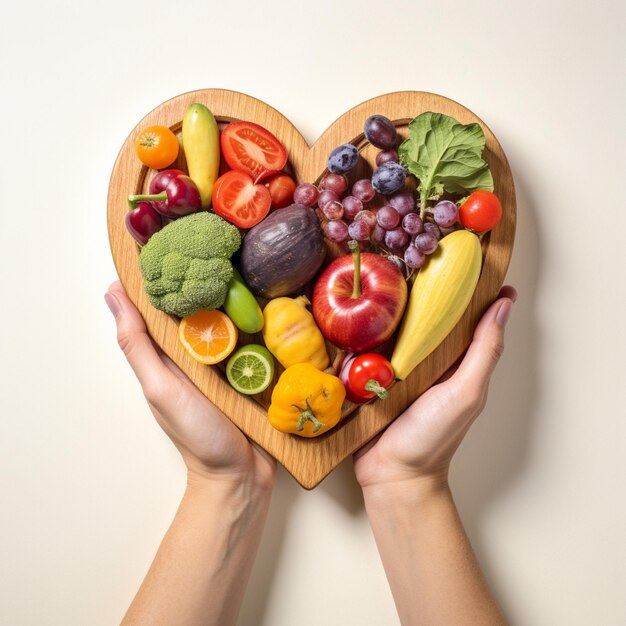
[363, 478, 506, 626]
[122, 473, 273, 626]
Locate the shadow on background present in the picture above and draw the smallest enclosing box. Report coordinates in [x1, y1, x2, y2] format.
[237, 467, 299, 626]
[318, 456, 365, 515]
[451, 161, 541, 607]
[238, 459, 365, 625]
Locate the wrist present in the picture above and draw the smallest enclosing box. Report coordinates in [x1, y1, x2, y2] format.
[182, 447, 277, 495]
[362, 473, 451, 512]
[186, 467, 274, 501]
[182, 470, 274, 543]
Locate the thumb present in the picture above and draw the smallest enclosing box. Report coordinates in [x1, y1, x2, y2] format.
[104, 281, 169, 392]
[456, 288, 516, 393]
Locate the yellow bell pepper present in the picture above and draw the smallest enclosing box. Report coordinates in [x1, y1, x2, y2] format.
[268, 363, 345, 437]
[262, 295, 329, 370]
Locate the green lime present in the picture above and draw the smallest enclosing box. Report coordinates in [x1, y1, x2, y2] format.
[226, 344, 275, 395]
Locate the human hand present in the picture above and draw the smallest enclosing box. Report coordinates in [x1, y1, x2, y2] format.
[104, 281, 276, 491]
[354, 286, 517, 490]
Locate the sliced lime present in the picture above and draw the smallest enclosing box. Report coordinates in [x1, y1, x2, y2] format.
[226, 344, 275, 395]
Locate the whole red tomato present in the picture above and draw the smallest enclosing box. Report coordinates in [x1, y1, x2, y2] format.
[459, 190, 502, 232]
[312, 242, 407, 353]
[342, 353, 395, 403]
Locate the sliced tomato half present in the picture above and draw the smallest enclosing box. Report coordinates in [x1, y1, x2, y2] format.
[221, 121, 288, 183]
[212, 170, 272, 229]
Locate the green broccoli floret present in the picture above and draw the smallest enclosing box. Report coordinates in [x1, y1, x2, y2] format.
[139, 212, 241, 317]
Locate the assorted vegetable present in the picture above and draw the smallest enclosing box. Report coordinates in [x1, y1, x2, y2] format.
[371, 161, 407, 195]
[262, 296, 329, 370]
[125, 101, 506, 438]
[226, 344, 275, 395]
[182, 103, 221, 207]
[135, 125, 179, 169]
[130, 169, 201, 218]
[312, 240, 407, 353]
[398, 112, 493, 220]
[239, 204, 325, 298]
[220, 121, 287, 182]
[264, 173, 297, 210]
[364, 115, 398, 150]
[341, 353, 395, 404]
[125, 200, 162, 246]
[223, 269, 264, 334]
[268, 364, 345, 437]
[301, 110, 500, 276]
[459, 190, 503, 232]
[211, 169, 271, 228]
[391, 229, 482, 380]
[139, 212, 241, 317]
[179, 309, 238, 365]
[327, 144, 359, 174]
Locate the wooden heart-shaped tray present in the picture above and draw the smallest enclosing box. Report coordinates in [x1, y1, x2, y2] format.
[107, 89, 516, 489]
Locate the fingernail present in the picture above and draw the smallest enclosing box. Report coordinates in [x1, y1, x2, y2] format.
[496, 300, 513, 327]
[104, 292, 121, 318]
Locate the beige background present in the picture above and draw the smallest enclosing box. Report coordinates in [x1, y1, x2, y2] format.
[1, 1, 624, 624]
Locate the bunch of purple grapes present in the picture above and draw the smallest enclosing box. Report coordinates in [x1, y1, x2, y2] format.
[293, 114, 460, 270]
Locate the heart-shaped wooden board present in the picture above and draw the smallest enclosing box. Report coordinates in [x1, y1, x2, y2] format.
[107, 89, 516, 489]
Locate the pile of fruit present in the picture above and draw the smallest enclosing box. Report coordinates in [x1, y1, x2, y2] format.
[125, 103, 503, 438]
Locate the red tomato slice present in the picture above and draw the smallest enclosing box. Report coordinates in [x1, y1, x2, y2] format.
[221, 122, 288, 183]
[264, 173, 297, 210]
[211, 170, 272, 229]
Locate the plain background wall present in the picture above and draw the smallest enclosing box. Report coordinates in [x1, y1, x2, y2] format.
[1, 1, 624, 624]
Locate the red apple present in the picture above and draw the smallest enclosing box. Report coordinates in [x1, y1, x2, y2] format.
[312, 241, 407, 352]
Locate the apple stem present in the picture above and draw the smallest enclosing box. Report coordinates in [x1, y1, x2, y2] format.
[348, 240, 362, 299]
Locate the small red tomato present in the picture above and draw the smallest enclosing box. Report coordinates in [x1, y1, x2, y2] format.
[345, 353, 395, 404]
[459, 190, 502, 232]
[264, 173, 297, 209]
[211, 170, 272, 229]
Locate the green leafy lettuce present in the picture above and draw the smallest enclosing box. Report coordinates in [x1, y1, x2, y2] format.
[398, 112, 493, 217]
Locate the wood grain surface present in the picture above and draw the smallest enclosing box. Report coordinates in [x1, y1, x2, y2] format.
[107, 89, 516, 489]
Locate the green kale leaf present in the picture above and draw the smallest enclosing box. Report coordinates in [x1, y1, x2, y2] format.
[398, 112, 494, 217]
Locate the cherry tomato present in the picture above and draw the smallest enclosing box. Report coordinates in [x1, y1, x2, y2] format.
[264, 173, 297, 209]
[220, 121, 288, 183]
[211, 170, 272, 229]
[346, 353, 395, 403]
[135, 125, 179, 169]
[458, 190, 502, 232]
